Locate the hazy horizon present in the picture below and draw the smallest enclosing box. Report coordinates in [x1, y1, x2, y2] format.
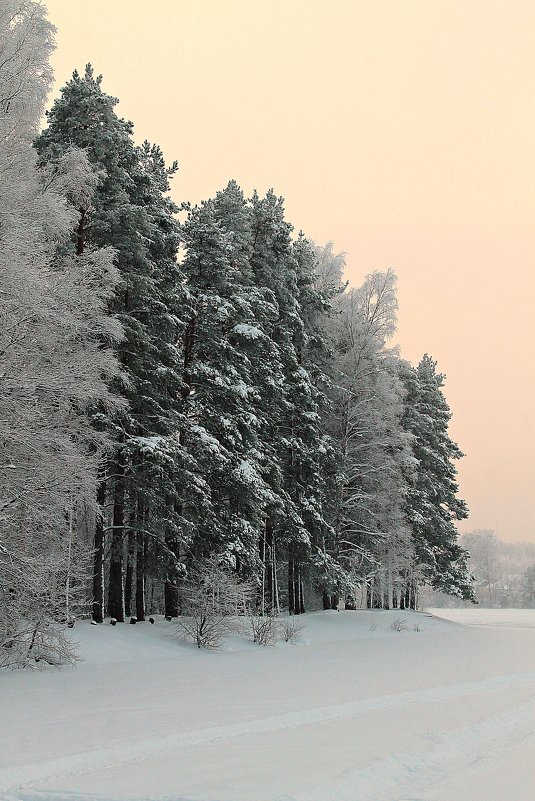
[44, 0, 535, 542]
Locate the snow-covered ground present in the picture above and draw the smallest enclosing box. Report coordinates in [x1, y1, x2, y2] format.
[2, 608, 535, 801]
[427, 606, 535, 628]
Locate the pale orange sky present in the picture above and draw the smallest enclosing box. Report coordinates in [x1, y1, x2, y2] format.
[44, 0, 535, 542]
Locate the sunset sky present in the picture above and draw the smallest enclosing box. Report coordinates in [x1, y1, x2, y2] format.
[44, 0, 535, 542]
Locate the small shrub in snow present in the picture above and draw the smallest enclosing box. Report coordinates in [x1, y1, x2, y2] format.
[390, 617, 408, 632]
[179, 611, 235, 650]
[32, 627, 79, 667]
[413, 623, 421, 632]
[1, 622, 78, 669]
[176, 555, 252, 650]
[282, 617, 304, 643]
[248, 614, 282, 646]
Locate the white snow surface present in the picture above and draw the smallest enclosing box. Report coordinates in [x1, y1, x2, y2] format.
[231, 324, 263, 340]
[2, 608, 535, 801]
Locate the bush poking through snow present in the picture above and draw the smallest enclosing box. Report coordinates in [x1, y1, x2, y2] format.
[179, 610, 235, 650]
[282, 617, 304, 643]
[247, 614, 282, 646]
[390, 617, 408, 632]
[176, 555, 252, 649]
[1, 622, 78, 670]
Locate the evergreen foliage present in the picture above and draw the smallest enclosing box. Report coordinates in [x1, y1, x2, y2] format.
[401, 356, 475, 601]
[35, 65, 200, 622]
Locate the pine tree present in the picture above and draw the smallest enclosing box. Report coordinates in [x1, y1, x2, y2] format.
[180, 182, 283, 583]
[401, 355, 475, 602]
[35, 66, 195, 622]
[180, 186, 336, 613]
[249, 193, 333, 613]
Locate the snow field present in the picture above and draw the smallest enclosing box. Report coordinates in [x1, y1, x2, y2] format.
[2, 609, 535, 801]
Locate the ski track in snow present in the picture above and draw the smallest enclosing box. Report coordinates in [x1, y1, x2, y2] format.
[2, 670, 535, 801]
[281, 696, 535, 801]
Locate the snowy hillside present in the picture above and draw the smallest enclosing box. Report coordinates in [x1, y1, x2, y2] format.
[2, 609, 535, 801]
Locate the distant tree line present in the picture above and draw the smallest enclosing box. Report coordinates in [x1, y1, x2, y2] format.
[424, 530, 535, 609]
[0, 2, 474, 666]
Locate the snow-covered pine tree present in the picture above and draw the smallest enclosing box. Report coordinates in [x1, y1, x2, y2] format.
[180, 182, 284, 588]
[0, 3, 121, 664]
[290, 235, 340, 609]
[212, 184, 289, 613]
[180, 184, 335, 614]
[249, 193, 333, 613]
[401, 355, 475, 604]
[117, 142, 209, 621]
[35, 67, 197, 622]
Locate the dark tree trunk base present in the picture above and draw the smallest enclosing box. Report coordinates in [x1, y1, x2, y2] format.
[164, 581, 179, 618]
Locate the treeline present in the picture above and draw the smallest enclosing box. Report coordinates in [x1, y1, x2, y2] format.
[0, 3, 474, 666]
[424, 531, 535, 609]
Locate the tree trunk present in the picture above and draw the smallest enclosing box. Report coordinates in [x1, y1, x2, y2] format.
[322, 592, 339, 610]
[272, 532, 280, 614]
[136, 533, 146, 620]
[108, 457, 125, 621]
[366, 583, 373, 609]
[298, 573, 305, 614]
[92, 479, 106, 622]
[260, 516, 276, 614]
[288, 554, 297, 614]
[124, 533, 134, 617]
[164, 581, 179, 618]
[289, 554, 305, 615]
[409, 580, 417, 610]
